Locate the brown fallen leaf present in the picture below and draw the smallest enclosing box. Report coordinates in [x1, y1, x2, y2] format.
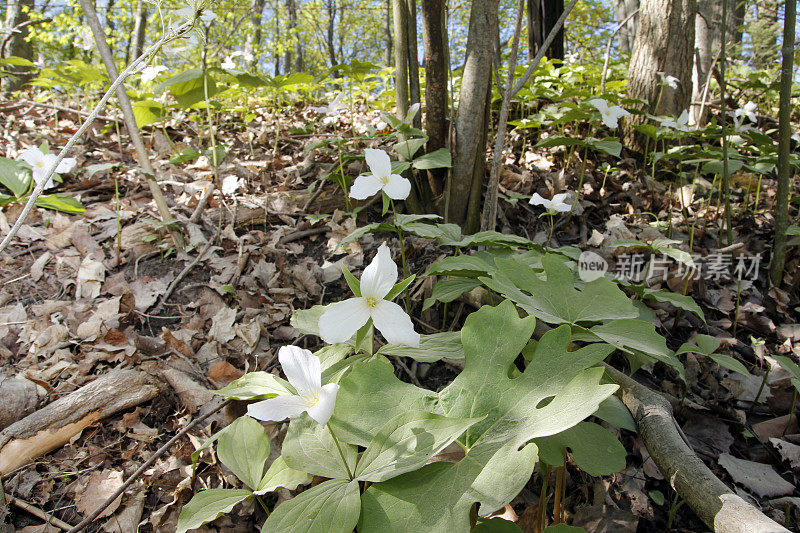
[75, 469, 124, 518]
[752, 415, 798, 442]
[718, 453, 795, 498]
[769, 438, 800, 470]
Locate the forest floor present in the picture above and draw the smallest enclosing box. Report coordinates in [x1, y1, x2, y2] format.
[1, 93, 799, 532]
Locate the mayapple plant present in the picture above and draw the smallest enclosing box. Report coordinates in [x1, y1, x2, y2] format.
[177, 241, 630, 533]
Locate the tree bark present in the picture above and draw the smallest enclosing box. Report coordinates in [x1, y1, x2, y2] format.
[421, 0, 448, 197]
[623, 0, 696, 148]
[385, 0, 394, 65]
[448, 0, 499, 228]
[285, 0, 297, 71]
[244, 0, 267, 70]
[615, 0, 639, 54]
[325, 0, 338, 67]
[1, 0, 35, 92]
[393, 0, 410, 119]
[527, 0, 564, 61]
[274, 0, 282, 75]
[128, 0, 148, 65]
[406, 0, 422, 129]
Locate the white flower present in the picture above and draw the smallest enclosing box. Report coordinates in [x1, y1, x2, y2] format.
[221, 56, 236, 70]
[34, 54, 45, 68]
[659, 109, 690, 132]
[18, 147, 77, 189]
[141, 65, 168, 83]
[657, 72, 680, 89]
[402, 102, 421, 125]
[588, 99, 630, 129]
[349, 149, 411, 200]
[230, 50, 254, 62]
[175, 5, 216, 24]
[529, 192, 571, 213]
[75, 28, 94, 51]
[319, 242, 420, 347]
[735, 101, 758, 124]
[731, 116, 751, 133]
[221, 175, 245, 194]
[309, 93, 345, 115]
[247, 346, 339, 425]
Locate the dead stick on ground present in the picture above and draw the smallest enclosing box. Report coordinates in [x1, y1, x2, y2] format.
[6, 494, 74, 530]
[65, 398, 232, 533]
[603, 363, 789, 532]
[156, 240, 214, 310]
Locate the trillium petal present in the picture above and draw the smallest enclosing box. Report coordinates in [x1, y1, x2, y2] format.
[589, 99, 609, 114]
[382, 174, 411, 200]
[364, 148, 391, 178]
[279, 346, 321, 397]
[360, 242, 397, 299]
[552, 202, 572, 212]
[306, 383, 339, 425]
[371, 299, 420, 347]
[318, 297, 371, 344]
[18, 147, 44, 167]
[55, 157, 77, 174]
[247, 394, 308, 422]
[349, 173, 383, 199]
[529, 192, 547, 206]
[551, 193, 569, 204]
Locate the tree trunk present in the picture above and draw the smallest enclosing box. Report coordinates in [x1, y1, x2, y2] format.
[244, 0, 267, 69]
[105, 0, 116, 31]
[615, 0, 639, 53]
[448, 0, 499, 228]
[526, 0, 564, 61]
[385, 0, 394, 65]
[326, 0, 338, 67]
[274, 0, 282, 75]
[750, 0, 779, 70]
[421, 0, 448, 197]
[285, 0, 296, 71]
[128, 0, 148, 64]
[1, 0, 35, 92]
[406, 0, 422, 129]
[393, 0, 410, 118]
[624, 0, 696, 148]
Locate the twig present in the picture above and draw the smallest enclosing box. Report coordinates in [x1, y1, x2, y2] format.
[65, 398, 233, 533]
[5, 493, 73, 531]
[277, 227, 329, 245]
[19, 100, 116, 122]
[189, 182, 216, 223]
[157, 240, 213, 308]
[599, 8, 641, 93]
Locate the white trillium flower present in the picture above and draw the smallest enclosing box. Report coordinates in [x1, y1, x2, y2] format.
[319, 242, 420, 347]
[529, 192, 572, 214]
[657, 71, 680, 89]
[231, 50, 255, 62]
[735, 101, 758, 124]
[349, 148, 411, 200]
[18, 147, 77, 190]
[221, 56, 236, 70]
[309, 92, 345, 116]
[221, 175, 245, 195]
[659, 110, 690, 132]
[175, 5, 216, 24]
[141, 65, 168, 83]
[247, 346, 339, 425]
[75, 28, 94, 51]
[588, 98, 630, 129]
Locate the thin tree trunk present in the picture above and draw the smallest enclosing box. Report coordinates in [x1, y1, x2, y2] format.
[406, 0, 422, 129]
[615, 0, 639, 54]
[385, 0, 394, 65]
[393, 0, 410, 119]
[129, 0, 148, 63]
[751, 0, 779, 69]
[421, 0, 448, 197]
[244, 0, 267, 69]
[769, 0, 796, 286]
[2, 0, 35, 91]
[447, 0, 499, 228]
[326, 0, 338, 67]
[274, 0, 281, 74]
[690, 0, 718, 124]
[526, 0, 564, 60]
[623, 0, 696, 149]
[285, 0, 296, 71]
[105, 0, 116, 31]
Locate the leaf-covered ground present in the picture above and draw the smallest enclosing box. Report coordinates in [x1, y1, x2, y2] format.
[1, 93, 800, 532]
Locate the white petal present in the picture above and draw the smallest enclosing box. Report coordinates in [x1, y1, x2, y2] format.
[308, 106, 328, 114]
[678, 110, 689, 125]
[32, 168, 53, 189]
[360, 242, 397, 299]
[602, 113, 619, 129]
[349, 174, 383, 200]
[371, 299, 420, 347]
[551, 193, 568, 204]
[279, 346, 321, 397]
[55, 158, 76, 174]
[552, 202, 572, 212]
[306, 383, 339, 425]
[364, 148, 391, 178]
[18, 147, 44, 166]
[529, 192, 547, 206]
[589, 99, 609, 114]
[318, 298, 371, 344]
[609, 106, 630, 120]
[247, 395, 308, 422]
[382, 174, 411, 200]
[329, 93, 345, 111]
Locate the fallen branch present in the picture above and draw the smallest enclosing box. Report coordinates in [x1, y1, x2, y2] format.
[604, 364, 789, 532]
[0, 369, 163, 475]
[5, 493, 73, 530]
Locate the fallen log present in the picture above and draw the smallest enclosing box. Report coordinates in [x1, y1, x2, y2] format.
[604, 364, 789, 532]
[0, 373, 38, 430]
[0, 369, 163, 475]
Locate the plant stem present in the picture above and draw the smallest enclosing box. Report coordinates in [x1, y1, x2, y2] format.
[546, 214, 555, 247]
[255, 495, 271, 516]
[327, 424, 354, 480]
[390, 199, 412, 313]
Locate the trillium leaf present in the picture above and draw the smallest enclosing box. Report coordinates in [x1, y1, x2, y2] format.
[707, 353, 750, 376]
[291, 304, 328, 337]
[384, 274, 415, 301]
[215, 371, 293, 400]
[377, 331, 465, 362]
[412, 148, 452, 169]
[255, 456, 310, 494]
[282, 414, 358, 479]
[354, 410, 481, 482]
[425, 251, 503, 278]
[423, 278, 482, 310]
[0, 157, 30, 197]
[176, 489, 252, 533]
[261, 479, 360, 533]
[481, 254, 638, 325]
[35, 194, 85, 214]
[355, 302, 618, 532]
[394, 138, 427, 160]
[534, 422, 627, 476]
[217, 416, 271, 489]
[593, 396, 636, 432]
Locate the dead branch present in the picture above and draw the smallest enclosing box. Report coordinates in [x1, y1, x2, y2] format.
[0, 369, 163, 475]
[604, 364, 789, 532]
